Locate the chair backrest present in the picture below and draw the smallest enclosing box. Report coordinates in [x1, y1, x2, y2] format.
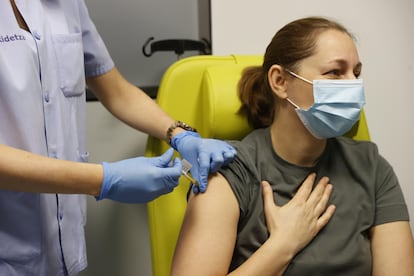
[145, 54, 370, 276]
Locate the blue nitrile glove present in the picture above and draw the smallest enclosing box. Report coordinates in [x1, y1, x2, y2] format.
[171, 131, 237, 193]
[96, 148, 182, 203]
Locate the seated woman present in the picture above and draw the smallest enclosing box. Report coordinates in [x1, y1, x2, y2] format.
[171, 16, 414, 275]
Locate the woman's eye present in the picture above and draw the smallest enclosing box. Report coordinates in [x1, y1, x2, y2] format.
[325, 69, 341, 76]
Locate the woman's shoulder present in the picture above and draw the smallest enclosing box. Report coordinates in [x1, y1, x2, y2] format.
[334, 136, 379, 155]
[229, 128, 270, 152]
[331, 136, 386, 171]
[224, 128, 271, 185]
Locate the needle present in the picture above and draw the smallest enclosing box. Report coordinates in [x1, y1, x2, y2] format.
[181, 159, 199, 187]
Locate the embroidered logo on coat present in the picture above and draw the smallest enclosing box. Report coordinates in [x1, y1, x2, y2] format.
[0, 34, 26, 43]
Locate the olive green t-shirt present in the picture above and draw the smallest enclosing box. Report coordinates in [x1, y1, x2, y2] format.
[219, 128, 409, 275]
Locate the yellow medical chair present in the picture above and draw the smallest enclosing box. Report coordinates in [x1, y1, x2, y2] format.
[145, 54, 370, 276]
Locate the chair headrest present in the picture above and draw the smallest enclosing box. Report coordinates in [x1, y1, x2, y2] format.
[197, 64, 253, 140]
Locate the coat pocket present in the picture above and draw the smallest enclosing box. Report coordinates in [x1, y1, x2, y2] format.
[52, 33, 85, 97]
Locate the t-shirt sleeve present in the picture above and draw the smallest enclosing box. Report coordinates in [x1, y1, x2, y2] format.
[374, 152, 409, 225]
[219, 141, 259, 217]
[78, 0, 114, 77]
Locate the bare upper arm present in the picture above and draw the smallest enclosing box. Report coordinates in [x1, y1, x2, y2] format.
[171, 172, 240, 276]
[371, 221, 414, 276]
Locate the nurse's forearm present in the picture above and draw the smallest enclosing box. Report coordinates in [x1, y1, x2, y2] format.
[87, 67, 176, 143]
[0, 144, 102, 196]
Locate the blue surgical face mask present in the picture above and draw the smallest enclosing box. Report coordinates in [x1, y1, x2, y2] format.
[285, 69, 366, 139]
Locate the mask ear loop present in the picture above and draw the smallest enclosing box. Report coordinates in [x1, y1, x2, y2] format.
[284, 69, 313, 85]
[286, 98, 300, 109]
[284, 68, 313, 110]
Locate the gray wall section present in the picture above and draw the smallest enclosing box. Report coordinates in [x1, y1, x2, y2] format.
[81, 102, 151, 276]
[85, 0, 202, 87]
[81, 0, 205, 275]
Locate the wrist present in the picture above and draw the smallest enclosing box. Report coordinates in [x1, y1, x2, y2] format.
[170, 131, 200, 151]
[166, 121, 198, 145]
[95, 162, 111, 201]
[268, 233, 299, 259]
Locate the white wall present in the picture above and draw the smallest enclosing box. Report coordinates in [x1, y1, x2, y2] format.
[211, 0, 414, 231]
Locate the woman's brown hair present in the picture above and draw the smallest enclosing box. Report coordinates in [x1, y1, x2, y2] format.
[238, 17, 352, 129]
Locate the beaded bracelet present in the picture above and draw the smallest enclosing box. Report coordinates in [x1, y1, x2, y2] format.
[166, 121, 197, 145]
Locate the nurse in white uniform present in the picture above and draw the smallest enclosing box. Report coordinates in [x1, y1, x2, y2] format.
[0, 0, 236, 275]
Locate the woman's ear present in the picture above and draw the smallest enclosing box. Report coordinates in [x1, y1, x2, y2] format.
[268, 64, 289, 99]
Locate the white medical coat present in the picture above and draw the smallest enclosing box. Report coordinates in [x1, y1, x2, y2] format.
[0, 0, 114, 275]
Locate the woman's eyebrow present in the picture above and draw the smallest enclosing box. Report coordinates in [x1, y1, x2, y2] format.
[325, 59, 362, 70]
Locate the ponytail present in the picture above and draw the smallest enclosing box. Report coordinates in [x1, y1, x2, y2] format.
[238, 66, 275, 129]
